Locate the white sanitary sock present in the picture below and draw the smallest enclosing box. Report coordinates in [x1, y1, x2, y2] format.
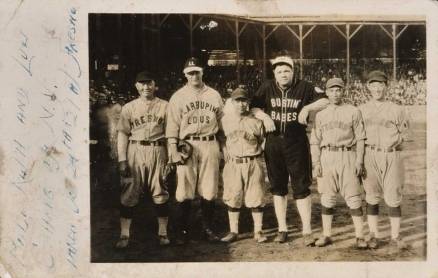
[297, 196, 312, 235]
[273, 195, 288, 232]
[367, 215, 379, 237]
[322, 214, 333, 237]
[390, 217, 401, 239]
[252, 211, 263, 234]
[228, 211, 240, 234]
[158, 217, 168, 236]
[120, 217, 132, 238]
[352, 216, 364, 238]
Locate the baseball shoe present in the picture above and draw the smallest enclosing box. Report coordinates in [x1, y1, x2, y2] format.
[115, 235, 129, 249]
[274, 231, 288, 243]
[202, 228, 220, 242]
[221, 232, 238, 243]
[389, 236, 408, 251]
[254, 232, 268, 243]
[175, 230, 189, 245]
[303, 234, 317, 247]
[355, 237, 368, 249]
[159, 235, 170, 246]
[367, 233, 379, 249]
[315, 236, 333, 247]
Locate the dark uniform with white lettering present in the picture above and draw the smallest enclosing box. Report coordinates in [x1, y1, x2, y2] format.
[116, 71, 170, 248]
[251, 53, 328, 245]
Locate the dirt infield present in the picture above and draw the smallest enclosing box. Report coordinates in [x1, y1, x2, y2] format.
[90, 110, 426, 262]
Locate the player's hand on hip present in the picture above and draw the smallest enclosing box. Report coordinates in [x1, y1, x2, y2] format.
[313, 164, 322, 178]
[355, 162, 365, 177]
[118, 160, 131, 177]
[298, 107, 309, 125]
[262, 116, 276, 132]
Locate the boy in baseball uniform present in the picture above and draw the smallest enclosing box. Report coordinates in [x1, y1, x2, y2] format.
[116, 71, 170, 248]
[359, 71, 409, 250]
[220, 88, 268, 244]
[166, 57, 224, 244]
[310, 78, 368, 249]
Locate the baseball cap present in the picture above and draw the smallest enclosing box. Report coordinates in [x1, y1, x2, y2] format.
[326, 78, 345, 89]
[135, 71, 155, 83]
[271, 55, 294, 69]
[183, 57, 203, 74]
[230, 88, 249, 100]
[367, 70, 387, 83]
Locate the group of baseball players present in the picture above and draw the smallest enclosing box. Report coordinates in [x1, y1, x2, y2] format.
[114, 51, 409, 252]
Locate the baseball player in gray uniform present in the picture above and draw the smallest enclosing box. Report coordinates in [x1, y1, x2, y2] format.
[166, 57, 224, 244]
[220, 88, 268, 244]
[359, 71, 409, 250]
[116, 71, 170, 248]
[310, 78, 367, 249]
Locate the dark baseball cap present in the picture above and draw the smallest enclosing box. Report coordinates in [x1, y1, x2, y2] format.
[231, 88, 249, 100]
[183, 57, 203, 74]
[135, 71, 155, 82]
[367, 70, 387, 83]
[326, 78, 344, 89]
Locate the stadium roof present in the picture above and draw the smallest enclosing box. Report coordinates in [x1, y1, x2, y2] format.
[212, 14, 425, 24]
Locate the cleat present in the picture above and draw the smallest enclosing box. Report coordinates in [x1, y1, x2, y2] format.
[221, 232, 238, 243]
[315, 236, 333, 247]
[367, 233, 379, 249]
[355, 237, 368, 249]
[202, 228, 220, 242]
[274, 231, 288, 243]
[159, 235, 170, 246]
[115, 235, 129, 249]
[390, 237, 408, 251]
[303, 234, 317, 246]
[254, 232, 268, 243]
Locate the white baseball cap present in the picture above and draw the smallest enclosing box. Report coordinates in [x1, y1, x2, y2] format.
[271, 55, 294, 69]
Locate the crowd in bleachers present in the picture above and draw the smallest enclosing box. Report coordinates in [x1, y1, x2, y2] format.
[90, 61, 427, 110]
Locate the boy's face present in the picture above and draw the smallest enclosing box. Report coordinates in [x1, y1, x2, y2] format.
[367, 81, 386, 101]
[232, 98, 249, 115]
[326, 86, 344, 105]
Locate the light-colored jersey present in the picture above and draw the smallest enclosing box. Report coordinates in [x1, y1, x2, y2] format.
[222, 113, 264, 158]
[311, 104, 366, 147]
[166, 84, 224, 139]
[117, 97, 167, 141]
[359, 101, 409, 148]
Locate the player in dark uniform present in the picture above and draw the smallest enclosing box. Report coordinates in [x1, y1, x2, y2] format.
[251, 51, 329, 245]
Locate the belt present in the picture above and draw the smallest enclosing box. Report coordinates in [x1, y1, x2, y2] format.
[321, 146, 355, 152]
[129, 140, 164, 146]
[186, 135, 216, 141]
[230, 155, 260, 164]
[366, 145, 401, 152]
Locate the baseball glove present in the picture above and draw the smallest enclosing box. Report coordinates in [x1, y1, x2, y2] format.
[161, 163, 176, 187]
[177, 139, 193, 164]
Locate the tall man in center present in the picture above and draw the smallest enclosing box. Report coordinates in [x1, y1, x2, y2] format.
[166, 57, 224, 244]
[251, 51, 329, 245]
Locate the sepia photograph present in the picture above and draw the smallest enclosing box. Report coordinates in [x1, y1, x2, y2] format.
[89, 13, 427, 263]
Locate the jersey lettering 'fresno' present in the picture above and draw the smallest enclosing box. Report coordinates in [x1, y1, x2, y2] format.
[166, 84, 223, 139]
[310, 104, 366, 148]
[117, 97, 167, 141]
[251, 79, 325, 137]
[359, 101, 409, 148]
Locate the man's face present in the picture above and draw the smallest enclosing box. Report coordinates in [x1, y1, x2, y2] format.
[232, 98, 249, 115]
[326, 86, 344, 105]
[185, 70, 203, 87]
[274, 64, 294, 88]
[135, 80, 156, 99]
[367, 81, 386, 101]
